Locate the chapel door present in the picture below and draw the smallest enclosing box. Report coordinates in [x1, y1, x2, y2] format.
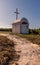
[21, 22, 28, 34]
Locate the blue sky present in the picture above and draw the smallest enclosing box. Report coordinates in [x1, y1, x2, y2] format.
[0, 0, 40, 28]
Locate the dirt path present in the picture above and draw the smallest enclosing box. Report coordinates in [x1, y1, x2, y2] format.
[0, 34, 40, 65]
[7, 35, 40, 65]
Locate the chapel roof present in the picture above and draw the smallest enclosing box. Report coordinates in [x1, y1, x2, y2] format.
[12, 18, 29, 24]
[12, 19, 21, 24]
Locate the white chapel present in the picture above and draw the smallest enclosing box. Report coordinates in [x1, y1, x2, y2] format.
[12, 18, 29, 34]
[12, 8, 29, 34]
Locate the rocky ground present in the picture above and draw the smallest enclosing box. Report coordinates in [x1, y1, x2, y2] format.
[7, 35, 40, 65]
[0, 34, 40, 65]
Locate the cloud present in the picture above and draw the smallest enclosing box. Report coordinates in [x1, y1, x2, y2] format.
[0, 21, 11, 28]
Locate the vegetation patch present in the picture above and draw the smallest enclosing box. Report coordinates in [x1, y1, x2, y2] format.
[0, 35, 18, 65]
[15, 34, 40, 46]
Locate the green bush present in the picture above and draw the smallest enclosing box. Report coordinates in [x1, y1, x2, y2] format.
[0, 28, 12, 32]
[29, 29, 33, 34]
[29, 28, 40, 34]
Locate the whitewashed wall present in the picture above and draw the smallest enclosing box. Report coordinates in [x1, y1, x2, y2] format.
[12, 23, 20, 33]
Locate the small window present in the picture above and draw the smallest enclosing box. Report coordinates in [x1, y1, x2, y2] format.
[22, 22, 28, 24]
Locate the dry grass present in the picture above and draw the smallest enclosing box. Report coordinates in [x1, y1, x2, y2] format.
[15, 34, 40, 46]
[0, 35, 18, 65]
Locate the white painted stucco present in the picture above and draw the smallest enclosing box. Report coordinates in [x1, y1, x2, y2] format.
[12, 23, 20, 33]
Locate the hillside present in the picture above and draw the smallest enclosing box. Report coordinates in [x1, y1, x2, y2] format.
[0, 34, 40, 65]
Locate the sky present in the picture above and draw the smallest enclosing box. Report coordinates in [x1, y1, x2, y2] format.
[0, 0, 40, 28]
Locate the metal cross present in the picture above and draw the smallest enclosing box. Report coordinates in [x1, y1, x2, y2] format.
[14, 8, 20, 20]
